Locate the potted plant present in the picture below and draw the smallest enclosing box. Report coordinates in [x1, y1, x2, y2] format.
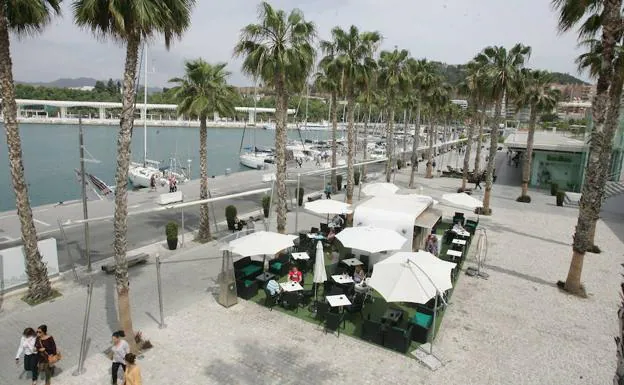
[165, 222, 178, 250]
[225, 205, 237, 230]
[354, 170, 360, 186]
[556, 191, 565, 207]
[297, 187, 304, 207]
[261, 195, 271, 218]
[396, 159, 403, 170]
[550, 182, 559, 196]
[336, 174, 343, 191]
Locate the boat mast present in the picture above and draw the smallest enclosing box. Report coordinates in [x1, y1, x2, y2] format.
[253, 80, 257, 153]
[143, 44, 148, 166]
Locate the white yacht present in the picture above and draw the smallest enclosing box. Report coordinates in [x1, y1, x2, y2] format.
[239, 146, 274, 169]
[370, 147, 387, 160]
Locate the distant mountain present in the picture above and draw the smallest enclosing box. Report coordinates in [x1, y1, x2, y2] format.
[430, 62, 589, 87]
[17, 77, 162, 93]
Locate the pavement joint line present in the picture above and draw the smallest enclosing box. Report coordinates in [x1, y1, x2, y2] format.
[33, 218, 51, 226]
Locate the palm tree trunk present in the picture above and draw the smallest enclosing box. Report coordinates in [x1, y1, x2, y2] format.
[474, 109, 484, 175]
[385, 108, 395, 182]
[362, 104, 371, 183]
[426, 121, 434, 178]
[330, 91, 338, 192]
[115, 34, 141, 351]
[0, 9, 52, 302]
[402, 109, 408, 162]
[346, 92, 356, 204]
[563, 0, 621, 294]
[615, 279, 624, 384]
[275, 81, 289, 234]
[409, 102, 421, 188]
[482, 99, 501, 214]
[520, 106, 537, 199]
[197, 116, 211, 241]
[461, 123, 474, 191]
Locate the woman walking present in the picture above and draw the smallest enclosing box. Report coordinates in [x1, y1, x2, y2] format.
[110, 331, 130, 385]
[15, 327, 38, 385]
[123, 353, 142, 385]
[36, 325, 58, 385]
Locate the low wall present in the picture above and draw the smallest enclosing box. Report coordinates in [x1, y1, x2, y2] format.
[0, 238, 59, 292]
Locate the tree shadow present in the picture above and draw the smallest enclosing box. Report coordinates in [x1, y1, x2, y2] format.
[203, 338, 338, 385]
[482, 263, 558, 289]
[485, 222, 571, 248]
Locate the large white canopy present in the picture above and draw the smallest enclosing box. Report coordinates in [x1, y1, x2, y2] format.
[225, 231, 297, 256]
[335, 226, 407, 254]
[304, 199, 352, 215]
[368, 251, 456, 304]
[441, 192, 483, 210]
[362, 182, 399, 196]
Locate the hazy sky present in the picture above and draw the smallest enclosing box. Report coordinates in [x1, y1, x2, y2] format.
[10, 0, 588, 87]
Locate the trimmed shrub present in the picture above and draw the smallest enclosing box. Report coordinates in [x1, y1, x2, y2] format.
[354, 171, 360, 186]
[516, 195, 531, 203]
[550, 183, 559, 196]
[225, 205, 237, 230]
[165, 221, 178, 240]
[297, 187, 304, 207]
[261, 195, 271, 218]
[556, 191, 565, 206]
[396, 159, 403, 169]
[336, 175, 343, 191]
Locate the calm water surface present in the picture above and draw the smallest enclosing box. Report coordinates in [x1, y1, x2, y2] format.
[0, 123, 331, 211]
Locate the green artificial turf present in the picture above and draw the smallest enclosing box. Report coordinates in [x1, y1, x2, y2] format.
[245, 221, 471, 357]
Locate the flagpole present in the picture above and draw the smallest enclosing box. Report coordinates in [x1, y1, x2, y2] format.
[79, 118, 92, 272]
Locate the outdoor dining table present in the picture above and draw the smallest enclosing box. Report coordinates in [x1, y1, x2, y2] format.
[326, 294, 352, 308]
[382, 308, 404, 325]
[291, 252, 310, 260]
[255, 272, 276, 286]
[452, 228, 471, 238]
[446, 249, 462, 261]
[452, 238, 467, 246]
[307, 233, 326, 240]
[332, 274, 354, 285]
[341, 258, 363, 267]
[280, 282, 303, 292]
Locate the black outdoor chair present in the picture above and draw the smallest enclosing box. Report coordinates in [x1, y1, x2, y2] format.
[345, 293, 365, 319]
[236, 278, 259, 300]
[281, 291, 300, 312]
[315, 301, 330, 325]
[268, 253, 290, 276]
[327, 286, 344, 296]
[383, 324, 414, 354]
[264, 289, 279, 311]
[320, 223, 329, 234]
[359, 255, 370, 270]
[409, 306, 434, 343]
[311, 226, 319, 234]
[301, 283, 316, 306]
[324, 312, 345, 336]
[361, 315, 385, 345]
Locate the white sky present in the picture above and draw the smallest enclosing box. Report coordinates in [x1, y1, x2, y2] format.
[10, 0, 589, 87]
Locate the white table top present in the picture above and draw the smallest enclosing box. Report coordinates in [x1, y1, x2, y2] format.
[326, 294, 352, 307]
[332, 274, 354, 284]
[306, 233, 324, 239]
[446, 249, 462, 257]
[452, 238, 467, 245]
[291, 252, 310, 260]
[280, 282, 303, 292]
[341, 257, 363, 266]
[452, 228, 470, 237]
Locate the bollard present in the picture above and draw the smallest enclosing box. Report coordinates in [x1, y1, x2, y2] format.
[156, 255, 166, 328]
[72, 281, 93, 376]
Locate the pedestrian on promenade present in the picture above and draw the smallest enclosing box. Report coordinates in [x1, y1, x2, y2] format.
[110, 331, 129, 385]
[36, 325, 59, 385]
[15, 327, 39, 385]
[149, 174, 156, 192]
[123, 353, 142, 385]
[247, 217, 255, 232]
[474, 173, 483, 190]
[324, 183, 332, 199]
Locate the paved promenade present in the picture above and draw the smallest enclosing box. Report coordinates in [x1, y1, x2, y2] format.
[1, 145, 621, 384]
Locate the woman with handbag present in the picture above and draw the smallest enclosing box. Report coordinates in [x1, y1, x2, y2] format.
[123, 353, 142, 385]
[15, 327, 39, 385]
[36, 325, 59, 385]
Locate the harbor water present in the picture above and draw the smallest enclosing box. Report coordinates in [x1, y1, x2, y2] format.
[0, 123, 333, 211]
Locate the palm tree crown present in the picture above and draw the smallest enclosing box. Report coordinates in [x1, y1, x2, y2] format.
[6, 0, 61, 34]
[474, 44, 532, 103]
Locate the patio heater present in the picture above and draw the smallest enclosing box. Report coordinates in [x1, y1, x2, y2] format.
[217, 250, 238, 308]
[465, 228, 489, 279]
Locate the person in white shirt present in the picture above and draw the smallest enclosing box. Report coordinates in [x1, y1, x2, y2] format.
[15, 327, 39, 385]
[110, 331, 130, 385]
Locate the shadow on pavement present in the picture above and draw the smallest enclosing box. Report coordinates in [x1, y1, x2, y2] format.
[204, 339, 338, 384]
[487, 223, 571, 248]
[483, 263, 559, 289]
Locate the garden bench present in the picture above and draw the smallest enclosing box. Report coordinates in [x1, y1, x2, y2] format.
[101, 253, 149, 274]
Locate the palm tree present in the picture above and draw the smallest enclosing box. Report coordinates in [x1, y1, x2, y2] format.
[0, 0, 61, 302]
[332, 25, 381, 205]
[234, 2, 316, 233]
[551, 0, 622, 295]
[356, 79, 377, 182]
[458, 60, 483, 191]
[169, 60, 236, 242]
[73, 0, 195, 347]
[514, 69, 560, 202]
[316, 39, 341, 193]
[474, 43, 532, 215]
[407, 59, 438, 188]
[424, 77, 451, 179]
[377, 48, 410, 182]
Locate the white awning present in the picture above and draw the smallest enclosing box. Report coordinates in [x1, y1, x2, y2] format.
[414, 208, 442, 229]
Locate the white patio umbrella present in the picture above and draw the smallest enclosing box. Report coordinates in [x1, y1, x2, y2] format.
[312, 240, 327, 303]
[335, 226, 407, 254]
[441, 192, 483, 210]
[226, 231, 297, 257]
[368, 250, 456, 355]
[362, 182, 399, 196]
[304, 199, 352, 215]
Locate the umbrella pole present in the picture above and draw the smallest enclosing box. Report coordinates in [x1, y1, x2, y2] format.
[430, 291, 438, 355]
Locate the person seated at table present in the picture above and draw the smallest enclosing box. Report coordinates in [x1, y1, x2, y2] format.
[266, 279, 282, 297]
[425, 234, 439, 256]
[452, 222, 466, 234]
[287, 266, 303, 283]
[353, 265, 366, 283]
[326, 228, 336, 242]
[328, 214, 344, 229]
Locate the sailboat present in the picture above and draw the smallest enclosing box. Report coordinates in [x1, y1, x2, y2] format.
[239, 83, 275, 169]
[128, 44, 188, 187]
